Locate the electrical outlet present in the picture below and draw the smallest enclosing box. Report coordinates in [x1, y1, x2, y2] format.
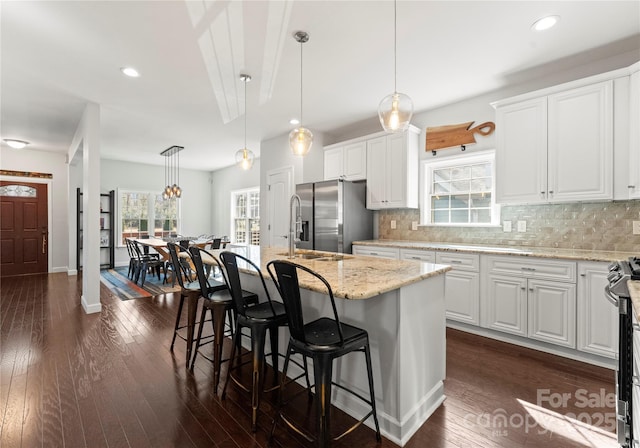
[517, 220, 527, 233]
[633, 221, 640, 235]
[503, 221, 512, 232]
[411, 221, 418, 231]
[390, 220, 397, 230]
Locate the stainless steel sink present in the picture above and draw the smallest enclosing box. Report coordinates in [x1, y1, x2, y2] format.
[277, 252, 325, 260]
[277, 252, 353, 261]
[316, 254, 353, 261]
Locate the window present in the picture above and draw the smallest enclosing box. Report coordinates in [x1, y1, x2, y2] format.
[118, 190, 179, 245]
[421, 151, 499, 226]
[231, 188, 260, 246]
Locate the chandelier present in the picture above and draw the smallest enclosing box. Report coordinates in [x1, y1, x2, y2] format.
[161, 145, 183, 199]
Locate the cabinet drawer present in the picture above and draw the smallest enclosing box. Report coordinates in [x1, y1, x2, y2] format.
[436, 252, 479, 272]
[352, 245, 399, 259]
[400, 248, 435, 263]
[484, 255, 576, 282]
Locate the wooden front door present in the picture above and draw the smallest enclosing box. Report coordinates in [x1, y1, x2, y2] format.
[0, 181, 48, 276]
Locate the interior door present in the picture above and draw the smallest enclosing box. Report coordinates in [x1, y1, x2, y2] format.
[0, 181, 48, 276]
[267, 167, 292, 248]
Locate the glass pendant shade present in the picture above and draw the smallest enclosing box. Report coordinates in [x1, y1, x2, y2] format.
[378, 91, 413, 133]
[289, 127, 313, 156]
[236, 148, 255, 170]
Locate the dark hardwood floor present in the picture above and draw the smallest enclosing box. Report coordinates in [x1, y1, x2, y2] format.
[0, 272, 616, 447]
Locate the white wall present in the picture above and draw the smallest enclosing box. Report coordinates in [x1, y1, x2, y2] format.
[0, 147, 69, 272]
[210, 158, 261, 237]
[100, 159, 212, 267]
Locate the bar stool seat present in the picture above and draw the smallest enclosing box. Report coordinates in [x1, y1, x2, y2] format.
[267, 259, 381, 448]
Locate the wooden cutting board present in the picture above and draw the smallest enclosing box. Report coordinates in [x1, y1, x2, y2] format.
[426, 121, 495, 152]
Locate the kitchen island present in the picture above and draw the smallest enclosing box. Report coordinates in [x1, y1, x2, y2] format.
[211, 246, 451, 446]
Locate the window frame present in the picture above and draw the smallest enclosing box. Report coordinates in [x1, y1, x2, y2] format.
[420, 150, 500, 227]
[117, 189, 181, 247]
[229, 187, 260, 247]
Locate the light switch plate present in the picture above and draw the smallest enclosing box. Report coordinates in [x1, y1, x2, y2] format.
[390, 220, 397, 230]
[517, 220, 527, 233]
[503, 221, 512, 232]
[633, 221, 640, 235]
[411, 221, 418, 231]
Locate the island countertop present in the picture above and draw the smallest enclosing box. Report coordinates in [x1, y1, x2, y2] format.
[210, 246, 451, 300]
[353, 239, 637, 263]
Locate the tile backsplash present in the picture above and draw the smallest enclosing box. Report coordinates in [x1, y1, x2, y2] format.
[378, 200, 640, 253]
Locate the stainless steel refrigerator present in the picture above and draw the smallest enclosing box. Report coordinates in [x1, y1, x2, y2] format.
[295, 180, 373, 253]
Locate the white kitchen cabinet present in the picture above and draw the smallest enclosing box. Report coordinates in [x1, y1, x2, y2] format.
[323, 141, 367, 181]
[629, 68, 640, 199]
[400, 248, 435, 263]
[366, 127, 419, 209]
[482, 255, 577, 347]
[494, 80, 613, 204]
[527, 278, 576, 348]
[484, 274, 528, 337]
[577, 261, 618, 358]
[352, 245, 399, 259]
[436, 252, 480, 326]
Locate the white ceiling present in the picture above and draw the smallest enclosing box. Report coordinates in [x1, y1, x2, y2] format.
[2, 1, 639, 171]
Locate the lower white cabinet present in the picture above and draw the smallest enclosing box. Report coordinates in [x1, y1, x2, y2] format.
[482, 255, 577, 348]
[527, 279, 576, 348]
[437, 252, 480, 326]
[352, 245, 399, 259]
[577, 261, 618, 358]
[484, 274, 528, 336]
[400, 248, 435, 263]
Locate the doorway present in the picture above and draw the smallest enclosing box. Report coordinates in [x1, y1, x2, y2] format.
[0, 181, 49, 276]
[266, 166, 293, 248]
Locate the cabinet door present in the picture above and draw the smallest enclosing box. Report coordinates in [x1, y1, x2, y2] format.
[400, 249, 435, 263]
[629, 70, 640, 199]
[547, 81, 613, 202]
[484, 274, 528, 336]
[527, 279, 576, 348]
[343, 141, 366, 181]
[324, 147, 344, 181]
[385, 133, 407, 208]
[366, 137, 387, 209]
[577, 262, 618, 358]
[352, 245, 399, 259]
[495, 97, 548, 204]
[444, 270, 480, 325]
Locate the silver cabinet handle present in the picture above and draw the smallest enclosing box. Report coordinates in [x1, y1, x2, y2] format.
[450, 260, 462, 264]
[629, 185, 636, 189]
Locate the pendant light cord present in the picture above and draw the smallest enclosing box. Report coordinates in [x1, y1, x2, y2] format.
[244, 77, 247, 149]
[394, 0, 397, 93]
[300, 39, 304, 125]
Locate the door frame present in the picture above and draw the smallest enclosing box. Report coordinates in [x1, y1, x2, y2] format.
[0, 175, 53, 273]
[265, 165, 293, 248]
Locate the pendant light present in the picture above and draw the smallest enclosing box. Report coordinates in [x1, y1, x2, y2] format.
[378, 0, 413, 133]
[235, 74, 255, 170]
[289, 31, 313, 156]
[160, 145, 183, 199]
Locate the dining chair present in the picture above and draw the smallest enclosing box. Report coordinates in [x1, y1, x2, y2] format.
[267, 260, 381, 448]
[132, 240, 165, 287]
[219, 251, 289, 432]
[188, 247, 258, 390]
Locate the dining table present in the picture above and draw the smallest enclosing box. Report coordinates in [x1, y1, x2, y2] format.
[132, 237, 227, 261]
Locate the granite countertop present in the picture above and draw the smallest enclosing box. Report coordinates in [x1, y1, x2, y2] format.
[353, 239, 637, 263]
[203, 246, 450, 300]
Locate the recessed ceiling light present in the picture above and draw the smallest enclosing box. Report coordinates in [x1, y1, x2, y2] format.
[3, 139, 29, 149]
[289, 118, 300, 125]
[531, 15, 560, 31]
[120, 67, 140, 78]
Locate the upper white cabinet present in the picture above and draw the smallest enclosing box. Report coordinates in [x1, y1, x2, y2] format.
[323, 141, 367, 181]
[629, 68, 640, 199]
[495, 80, 613, 204]
[366, 127, 419, 209]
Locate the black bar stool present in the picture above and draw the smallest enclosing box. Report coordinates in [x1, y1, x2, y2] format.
[267, 260, 381, 448]
[219, 251, 289, 432]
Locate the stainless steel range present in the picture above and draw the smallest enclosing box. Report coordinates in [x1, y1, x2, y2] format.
[606, 257, 640, 447]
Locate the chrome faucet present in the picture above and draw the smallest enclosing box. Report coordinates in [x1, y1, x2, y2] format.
[289, 194, 302, 258]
